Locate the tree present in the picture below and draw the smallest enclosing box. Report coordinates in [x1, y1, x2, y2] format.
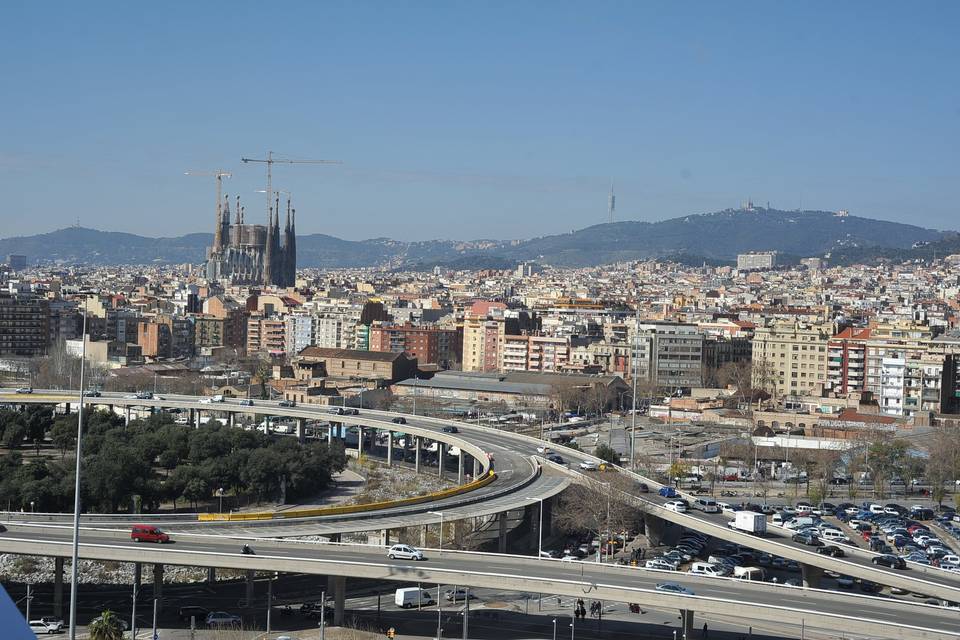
[926, 426, 960, 506]
[50, 417, 76, 458]
[594, 443, 621, 467]
[89, 610, 124, 640]
[865, 437, 908, 500]
[553, 472, 642, 550]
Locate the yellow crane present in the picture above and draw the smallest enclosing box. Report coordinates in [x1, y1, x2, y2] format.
[241, 151, 341, 217]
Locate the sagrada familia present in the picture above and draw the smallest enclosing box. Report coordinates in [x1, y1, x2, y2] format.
[205, 194, 297, 287]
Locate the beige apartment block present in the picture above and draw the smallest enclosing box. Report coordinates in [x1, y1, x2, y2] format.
[752, 322, 831, 399]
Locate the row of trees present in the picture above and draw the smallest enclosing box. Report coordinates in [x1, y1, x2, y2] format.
[0, 409, 347, 513]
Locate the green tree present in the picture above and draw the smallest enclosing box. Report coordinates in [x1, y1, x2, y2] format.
[593, 443, 621, 467]
[50, 417, 76, 458]
[89, 610, 124, 640]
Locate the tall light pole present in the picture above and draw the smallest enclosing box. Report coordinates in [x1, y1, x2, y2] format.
[412, 376, 419, 416]
[598, 481, 610, 563]
[526, 497, 544, 559]
[68, 295, 89, 640]
[630, 303, 640, 468]
[552, 618, 557, 640]
[428, 510, 444, 555]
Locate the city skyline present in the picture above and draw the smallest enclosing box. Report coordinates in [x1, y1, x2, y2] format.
[2, 2, 958, 240]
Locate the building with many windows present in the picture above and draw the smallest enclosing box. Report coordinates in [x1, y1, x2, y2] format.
[0, 292, 49, 357]
[752, 321, 831, 399]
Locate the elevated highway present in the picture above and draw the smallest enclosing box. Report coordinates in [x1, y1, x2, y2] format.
[4, 389, 960, 603]
[0, 523, 956, 640]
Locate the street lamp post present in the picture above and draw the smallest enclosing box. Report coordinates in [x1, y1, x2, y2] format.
[68, 294, 89, 640]
[630, 303, 640, 468]
[552, 618, 557, 640]
[428, 511, 444, 555]
[217, 487, 224, 513]
[412, 376, 419, 416]
[598, 481, 610, 563]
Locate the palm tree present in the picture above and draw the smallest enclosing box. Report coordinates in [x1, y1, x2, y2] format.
[89, 610, 124, 640]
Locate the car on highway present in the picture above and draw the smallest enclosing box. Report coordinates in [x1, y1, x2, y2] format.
[816, 545, 845, 558]
[135, 391, 153, 400]
[442, 425, 458, 433]
[579, 460, 599, 471]
[536, 445, 551, 454]
[645, 558, 677, 571]
[546, 453, 565, 464]
[15, 387, 33, 394]
[872, 554, 906, 569]
[29, 617, 63, 634]
[387, 544, 425, 561]
[392, 416, 407, 424]
[239, 399, 254, 406]
[278, 399, 295, 407]
[206, 611, 241, 627]
[0, 524, 6, 533]
[664, 500, 688, 513]
[86, 390, 101, 397]
[130, 524, 170, 543]
[655, 582, 694, 595]
[791, 532, 822, 546]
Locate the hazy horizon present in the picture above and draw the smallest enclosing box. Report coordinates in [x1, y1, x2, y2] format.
[2, 3, 958, 241]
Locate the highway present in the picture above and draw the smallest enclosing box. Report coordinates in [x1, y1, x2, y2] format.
[0, 523, 957, 640]
[4, 389, 960, 603]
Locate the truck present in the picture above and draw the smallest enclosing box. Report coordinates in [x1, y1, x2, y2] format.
[731, 511, 766, 535]
[395, 587, 436, 609]
[734, 566, 766, 581]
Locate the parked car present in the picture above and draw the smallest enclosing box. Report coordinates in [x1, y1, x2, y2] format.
[178, 606, 209, 622]
[29, 617, 63, 634]
[387, 544, 425, 561]
[444, 588, 476, 602]
[645, 558, 677, 571]
[206, 611, 241, 627]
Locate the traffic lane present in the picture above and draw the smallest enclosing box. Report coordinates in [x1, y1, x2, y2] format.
[11, 525, 960, 634]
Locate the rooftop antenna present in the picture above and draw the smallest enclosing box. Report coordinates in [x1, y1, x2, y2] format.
[608, 178, 616, 224]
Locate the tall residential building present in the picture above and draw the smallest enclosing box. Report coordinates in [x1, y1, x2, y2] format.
[631, 321, 704, 390]
[247, 314, 286, 354]
[314, 314, 359, 350]
[0, 293, 49, 357]
[500, 334, 570, 372]
[751, 322, 831, 398]
[285, 313, 314, 355]
[462, 301, 508, 372]
[827, 327, 871, 393]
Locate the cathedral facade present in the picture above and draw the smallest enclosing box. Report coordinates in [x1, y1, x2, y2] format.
[205, 195, 297, 287]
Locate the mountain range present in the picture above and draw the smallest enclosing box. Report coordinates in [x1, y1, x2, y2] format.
[0, 208, 948, 270]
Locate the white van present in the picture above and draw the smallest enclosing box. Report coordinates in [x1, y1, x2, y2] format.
[772, 512, 787, 526]
[211, 394, 225, 402]
[688, 562, 724, 577]
[693, 498, 720, 513]
[395, 587, 436, 609]
[820, 529, 849, 543]
[734, 566, 765, 581]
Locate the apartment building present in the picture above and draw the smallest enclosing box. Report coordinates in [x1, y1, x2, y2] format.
[285, 313, 314, 355]
[247, 314, 286, 354]
[0, 292, 49, 357]
[827, 327, 871, 393]
[462, 301, 508, 373]
[752, 322, 831, 398]
[369, 322, 461, 368]
[314, 314, 359, 350]
[631, 321, 704, 390]
[500, 334, 570, 372]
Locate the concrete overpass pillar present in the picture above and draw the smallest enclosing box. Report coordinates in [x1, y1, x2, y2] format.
[228, 412, 235, 427]
[801, 563, 824, 588]
[458, 450, 464, 484]
[386, 431, 393, 466]
[333, 575, 346, 626]
[296, 418, 306, 444]
[421, 524, 428, 547]
[414, 437, 421, 473]
[189, 408, 195, 425]
[680, 609, 695, 639]
[64, 402, 70, 415]
[206, 566, 216, 584]
[498, 511, 508, 553]
[125, 407, 131, 425]
[152, 564, 164, 614]
[543, 496, 553, 537]
[643, 513, 666, 547]
[245, 570, 255, 608]
[473, 458, 481, 477]
[328, 423, 334, 445]
[357, 427, 363, 457]
[438, 443, 446, 478]
[195, 409, 202, 429]
[53, 557, 64, 619]
[383, 529, 391, 547]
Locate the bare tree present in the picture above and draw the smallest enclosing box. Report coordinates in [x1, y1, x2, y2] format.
[553, 472, 644, 546]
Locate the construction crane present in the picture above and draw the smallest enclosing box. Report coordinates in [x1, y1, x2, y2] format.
[184, 169, 232, 219]
[241, 151, 342, 218]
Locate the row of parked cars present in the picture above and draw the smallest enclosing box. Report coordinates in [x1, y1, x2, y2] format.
[836, 504, 960, 572]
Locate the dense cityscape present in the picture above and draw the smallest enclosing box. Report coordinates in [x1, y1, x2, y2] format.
[3, 3, 960, 640]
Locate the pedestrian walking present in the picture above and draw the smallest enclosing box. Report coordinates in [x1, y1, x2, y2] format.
[703, 622, 709, 639]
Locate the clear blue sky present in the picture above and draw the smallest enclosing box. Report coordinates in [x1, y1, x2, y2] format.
[2, 1, 958, 241]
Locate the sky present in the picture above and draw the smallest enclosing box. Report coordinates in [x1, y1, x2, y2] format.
[1, 1, 958, 241]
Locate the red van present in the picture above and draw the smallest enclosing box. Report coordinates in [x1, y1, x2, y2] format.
[131, 525, 170, 543]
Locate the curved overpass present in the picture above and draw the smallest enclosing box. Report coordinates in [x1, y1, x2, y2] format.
[0, 523, 956, 640]
[4, 389, 960, 602]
